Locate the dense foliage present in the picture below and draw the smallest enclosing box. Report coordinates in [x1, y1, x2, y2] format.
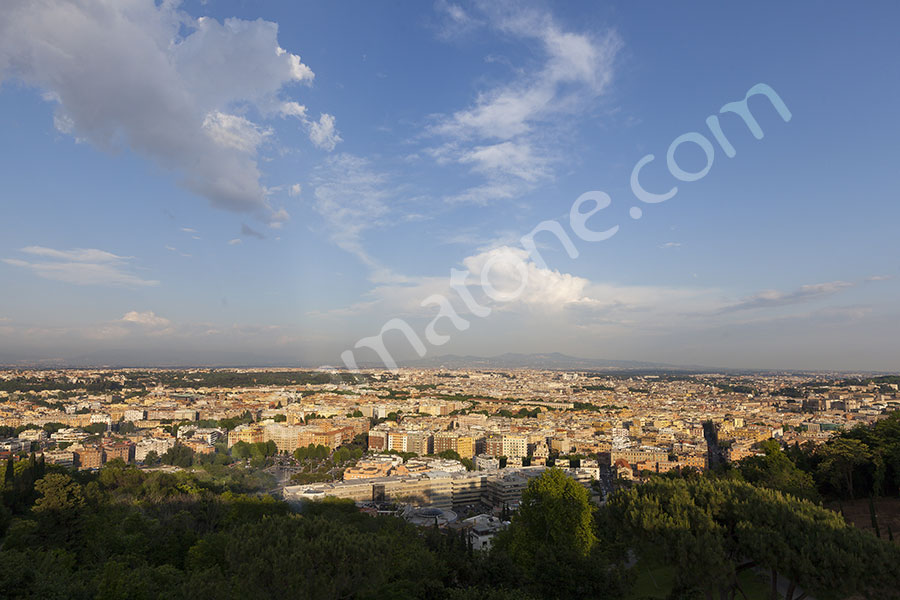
[3, 414, 900, 599]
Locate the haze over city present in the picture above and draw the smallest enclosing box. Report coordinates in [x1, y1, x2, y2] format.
[1, 1, 898, 371]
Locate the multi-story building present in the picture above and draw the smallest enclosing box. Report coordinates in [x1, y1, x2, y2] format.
[405, 432, 432, 456]
[75, 446, 104, 470]
[388, 431, 407, 453]
[227, 424, 264, 446]
[456, 436, 475, 459]
[484, 434, 503, 457]
[43, 450, 74, 467]
[103, 440, 135, 463]
[51, 428, 89, 444]
[502, 435, 527, 458]
[368, 430, 387, 452]
[262, 423, 301, 453]
[134, 437, 175, 462]
[123, 409, 147, 422]
[17, 429, 48, 442]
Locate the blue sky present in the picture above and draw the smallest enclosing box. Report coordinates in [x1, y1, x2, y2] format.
[0, 0, 898, 370]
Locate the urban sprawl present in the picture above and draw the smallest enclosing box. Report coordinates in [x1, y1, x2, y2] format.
[2, 368, 897, 536]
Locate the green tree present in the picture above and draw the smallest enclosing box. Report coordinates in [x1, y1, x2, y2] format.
[33, 473, 85, 513]
[496, 469, 624, 599]
[738, 440, 819, 501]
[507, 468, 596, 560]
[610, 477, 900, 600]
[816, 437, 871, 499]
[231, 441, 251, 460]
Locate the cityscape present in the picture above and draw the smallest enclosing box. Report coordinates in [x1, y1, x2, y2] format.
[2, 366, 899, 597]
[2, 0, 899, 599]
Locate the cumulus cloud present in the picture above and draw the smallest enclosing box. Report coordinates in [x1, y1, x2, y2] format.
[3, 246, 158, 287]
[315, 244, 718, 333]
[290, 183, 303, 197]
[308, 113, 342, 151]
[462, 246, 590, 307]
[0, 0, 329, 222]
[278, 102, 341, 151]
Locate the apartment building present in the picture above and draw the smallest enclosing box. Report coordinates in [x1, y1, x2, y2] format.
[75, 446, 104, 470]
[227, 424, 265, 446]
[502, 435, 527, 459]
[103, 440, 135, 463]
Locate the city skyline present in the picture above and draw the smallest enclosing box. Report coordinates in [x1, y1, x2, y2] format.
[1, 0, 899, 371]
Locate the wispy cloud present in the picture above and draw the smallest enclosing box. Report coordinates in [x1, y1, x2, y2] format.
[3, 246, 159, 287]
[310, 153, 408, 282]
[429, 4, 621, 203]
[241, 224, 266, 240]
[717, 281, 854, 314]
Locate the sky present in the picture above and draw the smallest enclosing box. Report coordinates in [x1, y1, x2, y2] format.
[0, 0, 898, 371]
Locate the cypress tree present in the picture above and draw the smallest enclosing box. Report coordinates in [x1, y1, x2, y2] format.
[4, 456, 13, 484]
[869, 496, 881, 538]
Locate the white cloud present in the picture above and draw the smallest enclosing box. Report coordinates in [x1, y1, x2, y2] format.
[308, 113, 342, 151]
[430, 4, 621, 203]
[121, 310, 170, 327]
[311, 154, 392, 272]
[279, 102, 341, 151]
[201, 111, 272, 154]
[228, 238, 243, 245]
[290, 183, 303, 197]
[0, 0, 323, 222]
[3, 246, 158, 287]
[434, 0, 482, 38]
[458, 140, 549, 183]
[462, 246, 590, 307]
[18, 246, 127, 263]
[315, 245, 718, 334]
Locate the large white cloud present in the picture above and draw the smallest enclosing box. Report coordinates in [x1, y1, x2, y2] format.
[0, 0, 336, 221]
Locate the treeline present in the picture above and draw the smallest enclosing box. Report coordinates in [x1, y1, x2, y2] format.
[0, 377, 124, 393]
[154, 370, 369, 389]
[722, 412, 900, 502]
[2, 456, 899, 599]
[784, 411, 900, 499]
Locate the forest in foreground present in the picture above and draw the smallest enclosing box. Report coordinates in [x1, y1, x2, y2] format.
[2, 413, 900, 600]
